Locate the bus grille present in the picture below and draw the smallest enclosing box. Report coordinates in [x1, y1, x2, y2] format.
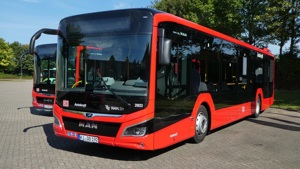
[62, 116, 121, 137]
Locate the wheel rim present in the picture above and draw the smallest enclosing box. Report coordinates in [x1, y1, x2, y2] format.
[196, 112, 208, 135]
[255, 97, 260, 115]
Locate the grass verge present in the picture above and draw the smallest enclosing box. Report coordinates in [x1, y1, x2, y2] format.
[0, 72, 32, 80]
[272, 90, 300, 112]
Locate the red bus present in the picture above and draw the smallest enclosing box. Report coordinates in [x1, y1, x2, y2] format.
[32, 44, 57, 110]
[28, 9, 275, 150]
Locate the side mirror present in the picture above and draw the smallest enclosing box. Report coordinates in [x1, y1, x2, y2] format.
[29, 28, 60, 54]
[158, 28, 171, 65]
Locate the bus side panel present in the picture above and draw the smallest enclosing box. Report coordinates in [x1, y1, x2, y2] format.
[262, 96, 274, 111]
[235, 102, 253, 120]
[210, 105, 241, 130]
[153, 117, 191, 150]
[193, 93, 241, 131]
[211, 102, 258, 130]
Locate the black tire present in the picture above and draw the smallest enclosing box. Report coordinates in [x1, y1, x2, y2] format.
[253, 96, 261, 118]
[190, 105, 209, 143]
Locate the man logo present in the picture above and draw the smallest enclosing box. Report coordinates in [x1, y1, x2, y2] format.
[84, 113, 94, 118]
[78, 122, 98, 129]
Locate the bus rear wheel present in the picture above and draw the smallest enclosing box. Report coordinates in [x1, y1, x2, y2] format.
[190, 105, 208, 143]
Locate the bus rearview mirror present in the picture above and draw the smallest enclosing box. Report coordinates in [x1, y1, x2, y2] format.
[29, 28, 61, 54]
[158, 28, 171, 65]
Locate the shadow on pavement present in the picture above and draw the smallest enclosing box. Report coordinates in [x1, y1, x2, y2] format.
[29, 107, 53, 117]
[22, 123, 185, 160]
[17, 106, 53, 117]
[247, 117, 300, 132]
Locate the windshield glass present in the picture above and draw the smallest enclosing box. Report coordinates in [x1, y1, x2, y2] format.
[64, 35, 150, 91]
[56, 10, 152, 114]
[34, 44, 56, 85]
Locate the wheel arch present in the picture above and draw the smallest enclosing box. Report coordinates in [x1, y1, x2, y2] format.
[200, 101, 211, 132]
[194, 93, 215, 133]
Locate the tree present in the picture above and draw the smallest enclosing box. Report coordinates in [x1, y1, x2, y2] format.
[264, 0, 300, 56]
[0, 38, 15, 72]
[150, 0, 244, 38]
[239, 0, 269, 47]
[287, 0, 300, 56]
[212, 0, 244, 38]
[9, 41, 24, 74]
[21, 52, 34, 76]
[9, 42, 33, 76]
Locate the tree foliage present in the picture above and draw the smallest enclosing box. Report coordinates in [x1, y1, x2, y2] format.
[263, 0, 300, 56]
[9, 42, 33, 75]
[240, 0, 269, 47]
[0, 38, 15, 72]
[150, 0, 300, 56]
[151, 0, 243, 37]
[0, 38, 33, 76]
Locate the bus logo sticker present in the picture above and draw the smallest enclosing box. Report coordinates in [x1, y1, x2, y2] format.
[74, 103, 86, 108]
[105, 105, 124, 111]
[170, 132, 178, 138]
[63, 100, 69, 107]
[105, 105, 110, 111]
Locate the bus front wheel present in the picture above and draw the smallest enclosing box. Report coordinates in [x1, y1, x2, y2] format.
[190, 105, 209, 143]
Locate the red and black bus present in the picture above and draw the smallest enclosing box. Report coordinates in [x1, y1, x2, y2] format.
[28, 8, 274, 150]
[32, 44, 57, 110]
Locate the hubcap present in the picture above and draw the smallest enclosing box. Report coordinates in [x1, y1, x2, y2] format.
[196, 112, 208, 135]
[256, 98, 260, 115]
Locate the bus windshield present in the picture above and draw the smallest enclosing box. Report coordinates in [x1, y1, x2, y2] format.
[34, 44, 56, 85]
[56, 10, 152, 113]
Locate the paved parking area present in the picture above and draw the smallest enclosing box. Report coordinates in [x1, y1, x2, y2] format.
[0, 80, 299, 169]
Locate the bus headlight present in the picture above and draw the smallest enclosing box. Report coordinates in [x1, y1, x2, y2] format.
[53, 115, 61, 128]
[123, 121, 150, 137]
[123, 119, 153, 137]
[124, 126, 147, 136]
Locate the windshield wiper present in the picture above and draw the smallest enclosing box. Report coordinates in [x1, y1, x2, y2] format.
[97, 72, 131, 108]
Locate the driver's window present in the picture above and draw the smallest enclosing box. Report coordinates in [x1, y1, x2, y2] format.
[156, 22, 189, 100]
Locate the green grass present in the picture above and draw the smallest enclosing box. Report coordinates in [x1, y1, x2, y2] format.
[272, 90, 300, 112]
[0, 72, 32, 80]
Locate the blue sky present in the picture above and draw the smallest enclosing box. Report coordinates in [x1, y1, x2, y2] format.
[0, 0, 281, 54]
[0, 0, 153, 46]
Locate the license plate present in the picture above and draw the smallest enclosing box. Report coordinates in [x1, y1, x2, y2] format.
[78, 134, 99, 143]
[44, 105, 53, 109]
